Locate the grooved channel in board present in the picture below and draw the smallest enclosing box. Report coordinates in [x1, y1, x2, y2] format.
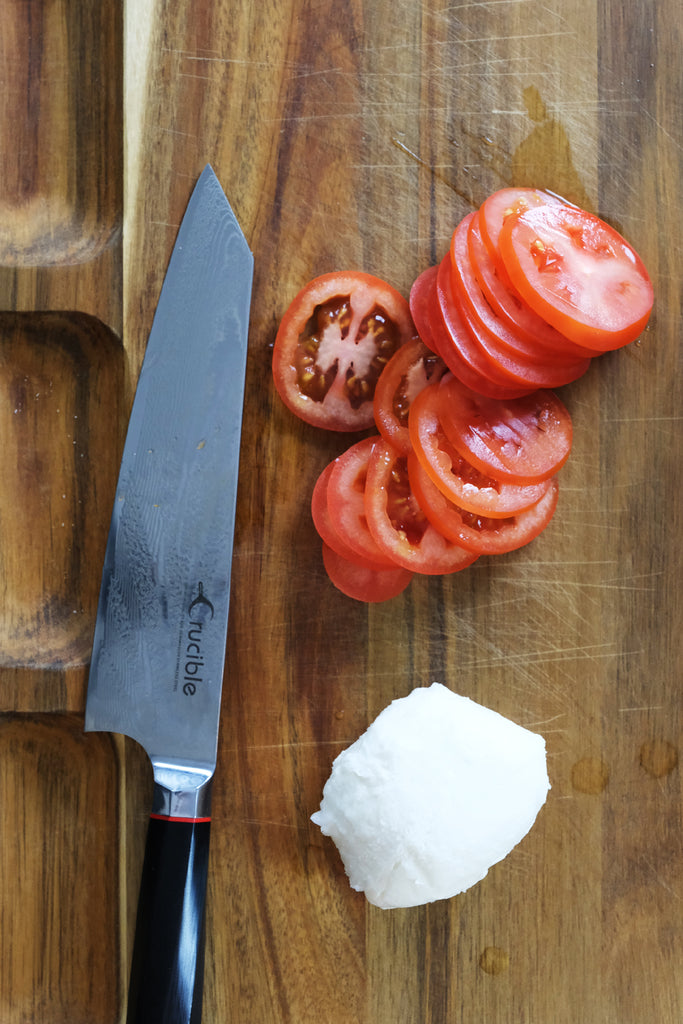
[0, 313, 123, 670]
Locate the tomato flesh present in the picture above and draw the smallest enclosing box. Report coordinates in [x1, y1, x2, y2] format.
[326, 437, 398, 568]
[408, 381, 551, 517]
[438, 375, 572, 484]
[321, 542, 413, 602]
[479, 188, 567, 267]
[373, 336, 446, 455]
[364, 438, 478, 574]
[272, 271, 416, 431]
[465, 212, 602, 362]
[498, 205, 654, 350]
[311, 461, 390, 569]
[408, 452, 560, 555]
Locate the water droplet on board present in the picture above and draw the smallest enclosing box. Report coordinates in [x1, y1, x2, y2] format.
[570, 756, 610, 794]
[639, 739, 678, 778]
[479, 946, 510, 975]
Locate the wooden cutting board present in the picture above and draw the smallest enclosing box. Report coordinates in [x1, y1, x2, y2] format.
[0, 0, 680, 1021]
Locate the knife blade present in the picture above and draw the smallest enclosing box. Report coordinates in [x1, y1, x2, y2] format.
[85, 164, 253, 1024]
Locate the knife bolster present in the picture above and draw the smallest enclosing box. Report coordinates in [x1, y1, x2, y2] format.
[151, 763, 214, 820]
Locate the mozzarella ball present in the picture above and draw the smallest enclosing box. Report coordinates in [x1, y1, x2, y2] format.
[311, 683, 550, 909]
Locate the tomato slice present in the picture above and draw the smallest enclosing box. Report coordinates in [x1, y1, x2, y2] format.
[498, 205, 654, 351]
[408, 451, 559, 555]
[272, 271, 416, 431]
[438, 376, 573, 484]
[321, 542, 413, 602]
[449, 215, 592, 389]
[311, 461, 390, 569]
[435, 255, 533, 398]
[479, 187, 567, 270]
[325, 437, 399, 568]
[364, 438, 478, 575]
[373, 336, 446, 455]
[408, 380, 551, 517]
[467, 212, 600, 360]
[409, 265, 442, 356]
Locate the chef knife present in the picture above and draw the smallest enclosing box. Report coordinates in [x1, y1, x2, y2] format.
[85, 164, 253, 1024]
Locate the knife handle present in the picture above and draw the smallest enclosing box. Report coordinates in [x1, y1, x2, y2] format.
[126, 808, 211, 1024]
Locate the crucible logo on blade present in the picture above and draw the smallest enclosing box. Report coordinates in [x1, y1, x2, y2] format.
[179, 582, 215, 696]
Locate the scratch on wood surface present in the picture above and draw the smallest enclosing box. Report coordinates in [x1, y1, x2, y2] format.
[618, 705, 667, 713]
[640, 856, 681, 899]
[455, 644, 635, 669]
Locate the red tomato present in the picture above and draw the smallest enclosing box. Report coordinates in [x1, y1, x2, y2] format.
[409, 266, 442, 356]
[449, 215, 592, 389]
[479, 187, 567, 270]
[408, 380, 551, 517]
[325, 437, 398, 568]
[435, 255, 533, 398]
[321, 542, 413, 602]
[408, 451, 560, 555]
[311, 462, 390, 569]
[467, 212, 601, 360]
[272, 271, 416, 431]
[438, 376, 573, 484]
[373, 336, 446, 455]
[498, 205, 654, 350]
[364, 438, 478, 574]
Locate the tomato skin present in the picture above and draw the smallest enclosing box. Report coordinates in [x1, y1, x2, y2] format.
[272, 271, 416, 431]
[364, 438, 478, 574]
[449, 215, 592, 390]
[321, 542, 413, 602]
[435, 255, 533, 398]
[498, 205, 654, 350]
[409, 266, 443, 356]
[408, 452, 560, 555]
[326, 437, 398, 568]
[311, 462, 391, 569]
[438, 376, 573, 484]
[373, 336, 446, 455]
[408, 380, 551, 517]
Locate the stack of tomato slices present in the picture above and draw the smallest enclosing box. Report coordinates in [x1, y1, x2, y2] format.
[410, 187, 654, 397]
[272, 187, 653, 601]
[311, 340, 572, 601]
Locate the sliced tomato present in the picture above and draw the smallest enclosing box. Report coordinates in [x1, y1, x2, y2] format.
[408, 380, 551, 517]
[438, 376, 573, 484]
[373, 336, 446, 455]
[409, 266, 442, 356]
[363, 437, 478, 575]
[453, 285, 591, 390]
[321, 542, 413, 602]
[311, 462, 390, 569]
[408, 451, 559, 555]
[435, 255, 533, 398]
[498, 205, 654, 351]
[272, 271, 416, 431]
[449, 215, 592, 390]
[467, 212, 600, 360]
[478, 187, 567, 270]
[326, 437, 398, 568]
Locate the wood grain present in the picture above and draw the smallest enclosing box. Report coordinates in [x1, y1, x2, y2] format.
[0, 0, 680, 1021]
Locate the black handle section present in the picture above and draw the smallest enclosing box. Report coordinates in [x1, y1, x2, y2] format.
[126, 815, 211, 1024]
